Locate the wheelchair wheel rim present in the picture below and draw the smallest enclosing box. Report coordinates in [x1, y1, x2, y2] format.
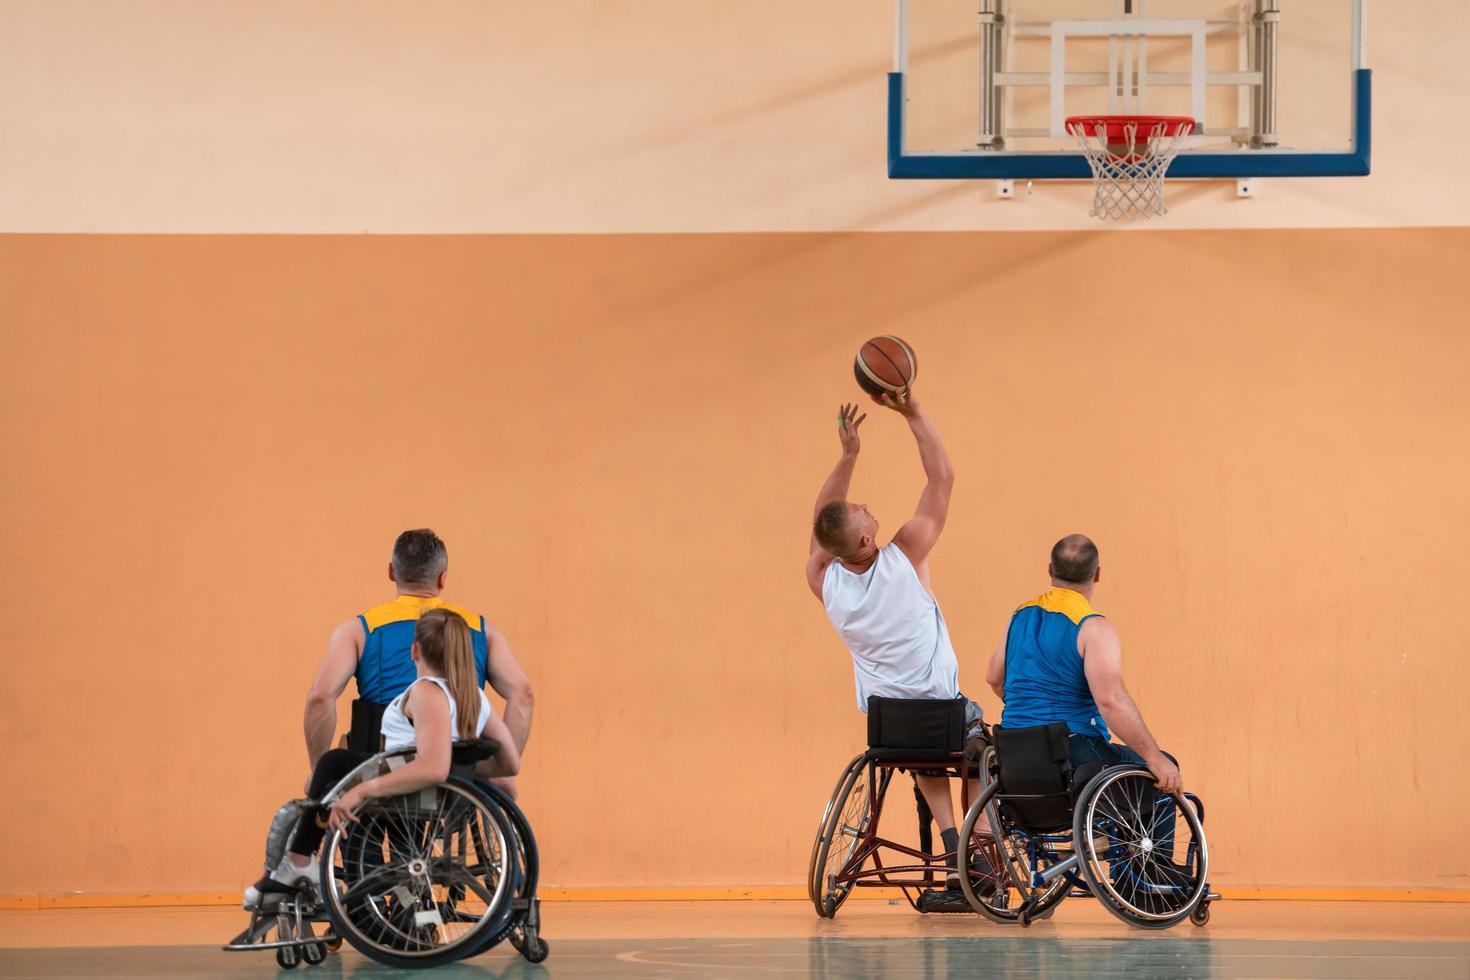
[808, 753, 867, 907]
[321, 780, 513, 961]
[1076, 766, 1208, 924]
[813, 762, 883, 916]
[959, 746, 1069, 921]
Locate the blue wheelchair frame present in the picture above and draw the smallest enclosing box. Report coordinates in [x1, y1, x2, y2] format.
[1017, 790, 1206, 896]
[960, 742, 1215, 929]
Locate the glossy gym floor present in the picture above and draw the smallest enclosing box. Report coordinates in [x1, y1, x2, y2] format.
[3, 900, 1468, 979]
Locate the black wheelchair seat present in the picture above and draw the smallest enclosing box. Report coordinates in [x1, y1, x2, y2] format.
[866, 696, 966, 753]
[865, 746, 959, 764]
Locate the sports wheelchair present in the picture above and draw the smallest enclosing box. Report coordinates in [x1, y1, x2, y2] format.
[224, 739, 547, 968]
[956, 723, 1217, 929]
[808, 697, 1004, 917]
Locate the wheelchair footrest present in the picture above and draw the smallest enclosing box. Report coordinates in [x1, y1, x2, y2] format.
[916, 888, 975, 914]
[221, 900, 328, 953]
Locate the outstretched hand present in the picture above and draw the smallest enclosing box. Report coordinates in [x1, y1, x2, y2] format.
[873, 386, 919, 417]
[836, 403, 866, 455]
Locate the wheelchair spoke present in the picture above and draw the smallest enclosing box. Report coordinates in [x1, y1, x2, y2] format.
[1094, 784, 1148, 844]
[441, 865, 497, 905]
[337, 864, 409, 907]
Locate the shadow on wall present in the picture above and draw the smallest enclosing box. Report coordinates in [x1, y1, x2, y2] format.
[603, 218, 1099, 338]
[601, 36, 973, 159]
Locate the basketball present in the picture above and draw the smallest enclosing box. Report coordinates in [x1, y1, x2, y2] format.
[854, 335, 918, 398]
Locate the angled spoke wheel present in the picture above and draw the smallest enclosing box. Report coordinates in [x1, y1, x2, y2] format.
[959, 746, 1069, 924]
[810, 756, 885, 918]
[1073, 766, 1208, 930]
[321, 777, 518, 967]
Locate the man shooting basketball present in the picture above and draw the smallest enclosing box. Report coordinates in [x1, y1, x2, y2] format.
[806, 387, 984, 882]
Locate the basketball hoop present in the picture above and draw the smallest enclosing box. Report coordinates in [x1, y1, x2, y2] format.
[1065, 115, 1196, 221]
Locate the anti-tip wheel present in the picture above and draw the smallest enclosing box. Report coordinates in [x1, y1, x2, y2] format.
[321, 932, 342, 953]
[1190, 903, 1211, 927]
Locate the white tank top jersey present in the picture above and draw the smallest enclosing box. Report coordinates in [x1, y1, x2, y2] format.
[379, 676, 494, 752]
[823, 544, 961, 711]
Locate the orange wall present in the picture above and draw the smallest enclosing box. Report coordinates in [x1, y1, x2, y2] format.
[1, 228, 1467, 897]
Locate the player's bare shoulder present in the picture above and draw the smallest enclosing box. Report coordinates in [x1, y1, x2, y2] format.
[333, 615, 366, 649]
[1077, 613, 1116, 656]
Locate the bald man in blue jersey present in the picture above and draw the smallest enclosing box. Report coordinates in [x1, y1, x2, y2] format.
[985, 534, 1181, 794]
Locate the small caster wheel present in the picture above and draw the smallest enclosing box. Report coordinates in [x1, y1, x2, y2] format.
[276, 945, 300, 969]
[520, 935, 549, 963]
[302, 941, 326, 965]
[321, 932, 342, 953]
[1190, 902, 1211, 927]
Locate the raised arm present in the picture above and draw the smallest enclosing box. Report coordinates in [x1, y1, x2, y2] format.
[887, 392, 955, 567]
[805, 404, 865, 596]
[484, 622, 534, 754]
[1080, 618, 1182, 793]
[811, 404, 865, 525]
[303, 617, 365, 769]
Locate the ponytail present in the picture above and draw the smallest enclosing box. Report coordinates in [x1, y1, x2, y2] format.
[414, 608, 481, 740]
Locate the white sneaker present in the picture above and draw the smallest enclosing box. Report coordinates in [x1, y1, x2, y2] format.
[243, 855, 314, 909]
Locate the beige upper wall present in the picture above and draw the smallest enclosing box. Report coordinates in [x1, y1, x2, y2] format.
[0, 0, 1466, 233]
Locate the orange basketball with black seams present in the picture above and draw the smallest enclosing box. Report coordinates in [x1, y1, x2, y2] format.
[854, 336, 917, 398]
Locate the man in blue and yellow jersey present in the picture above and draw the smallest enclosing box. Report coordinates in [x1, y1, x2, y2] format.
[984, 534, 1181, 795]
[300, 528, 535, 797]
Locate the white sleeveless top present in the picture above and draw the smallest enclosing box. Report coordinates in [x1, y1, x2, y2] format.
[822, 544, 960, 711]
[379, 676, 494, 752]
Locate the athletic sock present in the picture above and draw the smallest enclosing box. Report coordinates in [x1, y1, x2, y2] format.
[939, 828, 962, 888]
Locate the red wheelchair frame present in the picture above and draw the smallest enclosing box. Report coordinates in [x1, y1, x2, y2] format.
[808, 746, 1004, 916]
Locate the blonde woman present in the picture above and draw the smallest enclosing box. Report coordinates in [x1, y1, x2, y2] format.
[246, 608, 519, 906]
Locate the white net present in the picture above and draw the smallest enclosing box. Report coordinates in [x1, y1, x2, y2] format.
[1066, 117, 1193, 221]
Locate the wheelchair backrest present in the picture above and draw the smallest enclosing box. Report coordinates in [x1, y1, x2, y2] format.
[347, 698, 389, 754]
[866, 696, 965, 752]
[992, 723, 1075, 832]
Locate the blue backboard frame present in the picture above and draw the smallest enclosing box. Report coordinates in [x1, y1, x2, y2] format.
[887, 68, 1371, 180]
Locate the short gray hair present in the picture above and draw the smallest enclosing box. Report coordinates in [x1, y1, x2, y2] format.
[391, 529, 448, 585]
